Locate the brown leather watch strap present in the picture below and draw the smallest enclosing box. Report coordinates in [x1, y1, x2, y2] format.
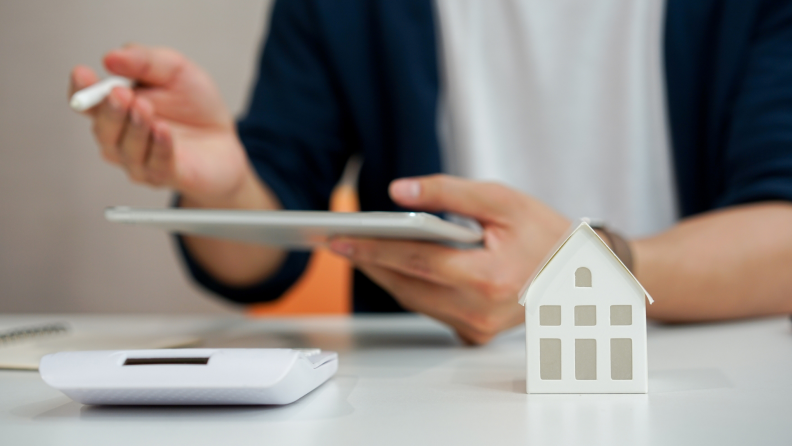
[593, 226, 634, 272]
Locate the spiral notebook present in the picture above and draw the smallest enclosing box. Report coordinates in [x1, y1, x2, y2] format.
[0, 322, 200, 370]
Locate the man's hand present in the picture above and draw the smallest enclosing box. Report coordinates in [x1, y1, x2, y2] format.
[69, 43, 266, 209]
[330, 175, 570, 345]
[70, 44, 285, 286]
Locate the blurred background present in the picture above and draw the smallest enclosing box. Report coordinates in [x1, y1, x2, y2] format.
[0, 0, 351, 315]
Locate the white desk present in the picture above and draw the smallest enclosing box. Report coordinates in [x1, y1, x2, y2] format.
[1, 314, 791, 445]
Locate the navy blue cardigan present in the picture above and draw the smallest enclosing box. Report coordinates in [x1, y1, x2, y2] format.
[179, 0, 792, 312]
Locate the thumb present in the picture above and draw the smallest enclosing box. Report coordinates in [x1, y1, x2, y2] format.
[389, 174, 516, 224]
[103, 44, 186, 87]
[69, 65, 99, 97]
[69, 65, 100, 115]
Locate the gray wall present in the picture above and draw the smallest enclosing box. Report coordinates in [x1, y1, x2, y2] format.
[0, 0, 273, 313]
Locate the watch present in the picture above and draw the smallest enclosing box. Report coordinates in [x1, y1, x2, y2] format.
[588, 220, 634, 273]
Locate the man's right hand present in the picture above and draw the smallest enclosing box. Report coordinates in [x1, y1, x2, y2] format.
[69, 44, 267, 210]
[70, 44, 286, 286]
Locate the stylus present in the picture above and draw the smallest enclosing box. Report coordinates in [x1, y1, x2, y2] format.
[70, 76, 133, 112]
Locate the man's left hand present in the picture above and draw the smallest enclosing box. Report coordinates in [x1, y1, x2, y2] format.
[330, 175, 570, 345]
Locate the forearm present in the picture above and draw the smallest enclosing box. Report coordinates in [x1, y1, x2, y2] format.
[633, 202, 792, 322]
[180, 169, 287, 287]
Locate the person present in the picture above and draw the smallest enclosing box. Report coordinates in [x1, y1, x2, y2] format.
[69, 0, 792, 344]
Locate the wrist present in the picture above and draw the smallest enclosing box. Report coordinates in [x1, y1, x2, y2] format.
[592, 226, 634, 272]
[180, 165, 280, 211]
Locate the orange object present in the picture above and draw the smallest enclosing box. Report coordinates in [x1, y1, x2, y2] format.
[247, 184, 357, 316]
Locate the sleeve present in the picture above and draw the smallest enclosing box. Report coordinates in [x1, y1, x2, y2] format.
[715, 0, 792, 207]
[176, 0, 355, 304]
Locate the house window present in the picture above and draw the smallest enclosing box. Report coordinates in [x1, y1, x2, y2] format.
[610, 305, 632, 325]
[575, 339, 597, 380]
[540, 305, 561, 326]
[611, 338, 633, 380]
[575, 267, 592, 287]
[575, 305, 596, 326]
[540, 338, 562, 380]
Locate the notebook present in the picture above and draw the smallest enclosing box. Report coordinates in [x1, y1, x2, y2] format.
[0, 322, 200, 370]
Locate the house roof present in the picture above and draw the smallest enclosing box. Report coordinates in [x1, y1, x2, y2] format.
[518, 220, 654, 306]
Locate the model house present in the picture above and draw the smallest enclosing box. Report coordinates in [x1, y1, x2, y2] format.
[519, 221, 653, 393]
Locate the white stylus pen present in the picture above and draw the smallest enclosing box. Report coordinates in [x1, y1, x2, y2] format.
[70, 76, 133, 112]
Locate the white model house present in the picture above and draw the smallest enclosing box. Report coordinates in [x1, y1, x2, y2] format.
[519, 221, 653, 393]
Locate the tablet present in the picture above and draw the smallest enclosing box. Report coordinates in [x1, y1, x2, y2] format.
[105, 207, 483, 249]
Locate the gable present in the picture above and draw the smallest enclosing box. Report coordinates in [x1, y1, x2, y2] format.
[520, 222, 653, 309]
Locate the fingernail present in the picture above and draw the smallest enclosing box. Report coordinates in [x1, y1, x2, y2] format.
[108, 93, 121, 111]
[130, 108, 142, 126]
[329, 241, 354, 257]
[391, 179, 421, 201]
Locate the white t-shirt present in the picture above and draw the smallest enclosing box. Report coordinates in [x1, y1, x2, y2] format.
[434, 0, 677, 238]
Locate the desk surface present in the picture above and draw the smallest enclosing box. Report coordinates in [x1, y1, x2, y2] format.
[1, 314, 791, 446]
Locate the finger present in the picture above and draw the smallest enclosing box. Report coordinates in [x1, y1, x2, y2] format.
[103, 43, 185, 86]
[92, 86, 134, 164]
[356, 263, 468, 324]
[454, 326, 496, 346]
[145, 121, 176, 187]
[389, 174, 519, 224]
[330, 237, 485, 287]
[357, 263, 495, 345]
[118, 96, 154, 182]
[69, 65, 100, 115]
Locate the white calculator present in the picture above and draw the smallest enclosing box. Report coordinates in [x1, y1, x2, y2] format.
[39, 348, 338, 405]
